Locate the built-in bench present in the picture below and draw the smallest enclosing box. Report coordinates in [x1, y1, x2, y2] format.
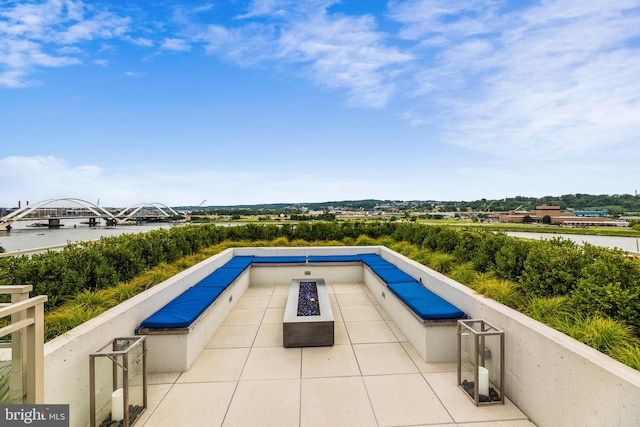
[136, 256, 253, 372]
[360, 253, 465, 321]
[307, 254, 363, 263]
[252, 255, 307, 264]
[360, 253, 466, 362]
[138, 252, 466, 370]
[137, 256, 253, 332]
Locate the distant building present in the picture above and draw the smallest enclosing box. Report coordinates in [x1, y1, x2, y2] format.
[535, 205, 562, 217]
[498, 205, 627, 227]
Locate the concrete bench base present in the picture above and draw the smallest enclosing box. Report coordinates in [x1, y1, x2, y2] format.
[283, 278, 334, 348]
[364, 268, 458, 363]
[140, 272, 250, 372]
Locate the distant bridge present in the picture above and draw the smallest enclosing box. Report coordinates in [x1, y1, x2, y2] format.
[0, 198, 181, 231]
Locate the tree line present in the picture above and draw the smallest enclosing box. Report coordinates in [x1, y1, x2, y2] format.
[185, 193, 640, 216]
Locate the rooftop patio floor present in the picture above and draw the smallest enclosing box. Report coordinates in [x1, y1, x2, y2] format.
[138, 281, 536, 427]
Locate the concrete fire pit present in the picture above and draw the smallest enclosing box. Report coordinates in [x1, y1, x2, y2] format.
[283, 278, 334, 348]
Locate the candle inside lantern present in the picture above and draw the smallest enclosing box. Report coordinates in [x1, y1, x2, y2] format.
[111, 388, 124, 421]
[478, 366, 489, 396]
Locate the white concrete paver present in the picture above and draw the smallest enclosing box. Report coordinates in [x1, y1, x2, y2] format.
[142, 282, 535, 427]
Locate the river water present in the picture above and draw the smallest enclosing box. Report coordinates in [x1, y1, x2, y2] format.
[0, 218, 179, 254]
[505, 231, 640, 253]
[2, 220, 639, 255]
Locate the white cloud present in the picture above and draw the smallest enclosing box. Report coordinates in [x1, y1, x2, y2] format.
[124, 36, 154, 47]
[199, 24, 275, 66]
[0, 69, 26, 87]
[238, 0, 336, 19]
[0, 156, 107, 204]
[277, 13, 412, 107]
[124, 70, 146, 78]
[390, 0, 640, 161]
[3, 0, 639, 176]
[197, 4, 412, 107]
[160, 37, 191, 52]
[56, 15, 129, 44]
[0, 0, 133, 87]
[0, 155, 399, 206]
[390, 0, 493, 41]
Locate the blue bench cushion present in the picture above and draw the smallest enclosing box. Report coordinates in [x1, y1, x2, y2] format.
[194, 267, 246, 289]
[223, 256, 254, 269]
[140, 253, 465, 330]
[140, 286, 226, 329]
[360, 254, 393, 267]
[307, 255, 362, 262]
[387, 281, 464, 320]
[369, 265, 416, 284]
[252, 256, 307, 264]
[140, 257, 251, 329]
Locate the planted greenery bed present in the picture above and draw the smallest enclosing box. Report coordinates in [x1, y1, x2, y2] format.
[0, 222, 639, 370]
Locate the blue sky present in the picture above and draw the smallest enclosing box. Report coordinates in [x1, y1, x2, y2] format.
[1, 0, 639, 207]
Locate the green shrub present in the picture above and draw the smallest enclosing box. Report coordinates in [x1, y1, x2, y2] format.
[526, 296, 572, 325]
[427, 253, 457, 274]
[106, 282, 144, 303]
[45, 306, 104, 341]
[411, 249, 434, 266]
[610, 343, 640, 371]
[449, 262, 479, 285]
[519, 238, 585, 298]
[433, 227, 461, 254]
[388, 241, 420, 259]
[571, 248, 640, 328]
[144, 262, 180, 287]
[494, 237, 532, 282]
[470, 276, 523, 308]
[271, 237, 290, 246]
[73, 290, 111, 311]
[452, 229, 498, 271]
[418, 225, 464, 254]
[341, 237, 356, 246]
[354, 235, 377, 246]
[452, 228, 484, 263]
[558, 314, 639, 355]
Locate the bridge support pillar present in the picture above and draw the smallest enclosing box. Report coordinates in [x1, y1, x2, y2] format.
[48, 218, 62, 228]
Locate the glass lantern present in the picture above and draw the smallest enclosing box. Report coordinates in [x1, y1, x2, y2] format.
[90, 336, 147, 426]
[457, 319, 504, 406]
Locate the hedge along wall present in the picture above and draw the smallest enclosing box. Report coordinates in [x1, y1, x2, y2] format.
[1, 222, 639, 333]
